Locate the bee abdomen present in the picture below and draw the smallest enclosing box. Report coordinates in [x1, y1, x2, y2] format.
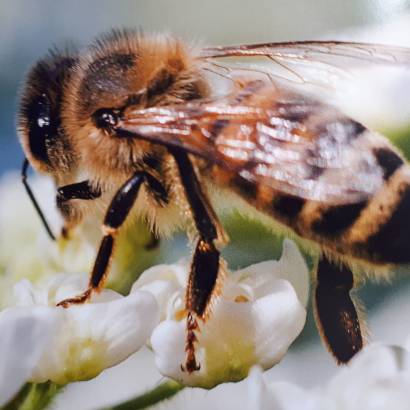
[364, 187, 410, 263]
[347, 165, 410, 264]
[308, 150, 410, 265]
[304, 144, 410, 265]
[224, 141, 410, 266]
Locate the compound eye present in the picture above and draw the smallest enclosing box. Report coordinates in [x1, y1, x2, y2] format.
[27, 93, 53, 164]
[93, 108, 119, 130]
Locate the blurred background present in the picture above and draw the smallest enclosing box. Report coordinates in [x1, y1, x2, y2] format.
[2, 1, 410, 409]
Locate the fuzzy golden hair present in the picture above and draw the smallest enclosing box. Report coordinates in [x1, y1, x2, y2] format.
[62, 29, 209, 187]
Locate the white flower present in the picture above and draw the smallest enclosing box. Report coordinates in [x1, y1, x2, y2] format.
[132, 239, 309, 388]
[249, 344, 410, 410]
[3, 272, 159, 387]
[0, 307, 57, 406]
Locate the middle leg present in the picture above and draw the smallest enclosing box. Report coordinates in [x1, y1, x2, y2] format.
[172, 149, 226, 373]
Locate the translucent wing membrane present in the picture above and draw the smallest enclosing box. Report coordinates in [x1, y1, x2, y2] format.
[200, 41, 410, 91]
[117, 79, 384, 204]
[201, 41, 410, 64]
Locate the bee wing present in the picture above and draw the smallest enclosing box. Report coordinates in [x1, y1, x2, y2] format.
[117, 85, 385, 204]
[200, 41, 410, 90]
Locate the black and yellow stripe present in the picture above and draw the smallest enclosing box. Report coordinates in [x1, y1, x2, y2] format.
[214, 127, 410, 266]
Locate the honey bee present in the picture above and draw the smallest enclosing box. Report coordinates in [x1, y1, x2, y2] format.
[17, 29, 410, 373]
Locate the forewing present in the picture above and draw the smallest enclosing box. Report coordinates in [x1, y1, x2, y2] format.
[117, 84, 384, 204]
[200, 41, 410, 91]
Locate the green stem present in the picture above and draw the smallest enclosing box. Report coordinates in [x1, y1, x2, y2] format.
[2, 382, 63, 410]
[107, 380, 184, 410]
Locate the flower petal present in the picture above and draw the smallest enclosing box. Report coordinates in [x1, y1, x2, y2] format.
[131, 263, 186, 321]
[30, 289, 159, 384]
[5, 273, 160, 385]
[247, 367, 316, 410]
[250, 344, 410, 410]
[233, 239, 309, 307]
[0, 307, 58, 406]
[145, 240, 309, 388]
[325, 344, 410, 409]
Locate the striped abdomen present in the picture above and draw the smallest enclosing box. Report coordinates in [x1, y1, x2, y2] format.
[229, 132, 410, 264]
[201, 81, 410, 266]
[213, 128, 410, 266]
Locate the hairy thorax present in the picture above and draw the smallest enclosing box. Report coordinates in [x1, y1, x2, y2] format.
[62, 31, 209, 187]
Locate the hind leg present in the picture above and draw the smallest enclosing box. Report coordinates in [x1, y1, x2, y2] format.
[314, 255, 365, 363]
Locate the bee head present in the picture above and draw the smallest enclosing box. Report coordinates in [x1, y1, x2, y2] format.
[18, 49, 78, 177]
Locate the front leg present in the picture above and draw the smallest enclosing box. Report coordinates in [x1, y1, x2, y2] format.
[57, 172, 146, 307]
[56, 180, 101, 237]
[314, 255, 365, 363]
[171, 150, 226, 373]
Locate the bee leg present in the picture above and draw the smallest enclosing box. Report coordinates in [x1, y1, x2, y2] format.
[171, 150, 225, 373]
[314, 256, 364, 363]
[56, 180, 102, 237]
[57, 172, 146, 308]
[183, 237, 220, 372]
